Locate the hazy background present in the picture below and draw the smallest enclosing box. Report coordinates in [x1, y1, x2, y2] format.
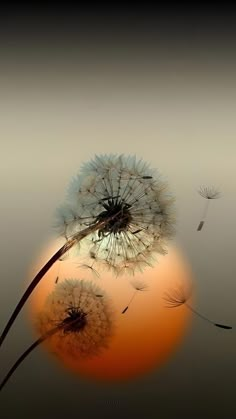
[0, 6, 236, 418]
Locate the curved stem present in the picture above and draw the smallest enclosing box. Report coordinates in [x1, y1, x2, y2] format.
[0, 327, 58, 392]
[0, 314, 87, 392]
[0, 218, 111, 348]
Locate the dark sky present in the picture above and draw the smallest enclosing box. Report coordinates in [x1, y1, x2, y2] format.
[1, 6, 236, 41]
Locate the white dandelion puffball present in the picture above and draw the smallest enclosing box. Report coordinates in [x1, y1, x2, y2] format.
[37, 279, 114, 359]
[55, 154, 176, 275]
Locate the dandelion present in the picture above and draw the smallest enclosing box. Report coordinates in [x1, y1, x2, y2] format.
[38, 279, 114, 358]
[197, 186, 221, 231]
[121, 279, 148, 314]
[56, 154, 175, 275]
[0, 279, 114, 392]
[163, 281, 232, 330]
[0, 154, 175, 347]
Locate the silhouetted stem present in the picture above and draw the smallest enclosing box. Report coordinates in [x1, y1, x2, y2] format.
[0, 314, 88, 392]
[0, 217, 115, 348]
[0, 327, 58, 392]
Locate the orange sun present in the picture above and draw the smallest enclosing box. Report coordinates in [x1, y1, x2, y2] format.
[29, 241, 193, 382]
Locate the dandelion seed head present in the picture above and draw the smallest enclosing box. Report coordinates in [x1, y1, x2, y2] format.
[198, 186, 221, 200]
[37, 279, 114, 359]
[55, 154, 176, 275]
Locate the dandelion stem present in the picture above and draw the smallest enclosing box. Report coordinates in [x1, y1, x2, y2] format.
[0, 327, 58, 392]
[0, 242, 75, 348]
[0, 313, 89, 392]
[0, 217, 116, 348]
[185, 303, 232, 329]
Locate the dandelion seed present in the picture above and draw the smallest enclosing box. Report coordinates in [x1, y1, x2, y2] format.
[198, 186, 221, 200]
[121, 279, 148, 314]
[163, 281, 232, 330]
[0, 154, 175, 347]
[0, 279, 114, 391]
[121, 306, 129, 314]
[197, 186, 221, 231]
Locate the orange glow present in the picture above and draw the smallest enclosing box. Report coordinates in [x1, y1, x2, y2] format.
[29, 241, 193, 382]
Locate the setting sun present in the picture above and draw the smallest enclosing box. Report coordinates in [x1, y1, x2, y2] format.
[29, 242, 193, 382]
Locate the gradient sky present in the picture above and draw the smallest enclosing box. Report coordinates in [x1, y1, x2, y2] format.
[0, 7, 236, 419]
